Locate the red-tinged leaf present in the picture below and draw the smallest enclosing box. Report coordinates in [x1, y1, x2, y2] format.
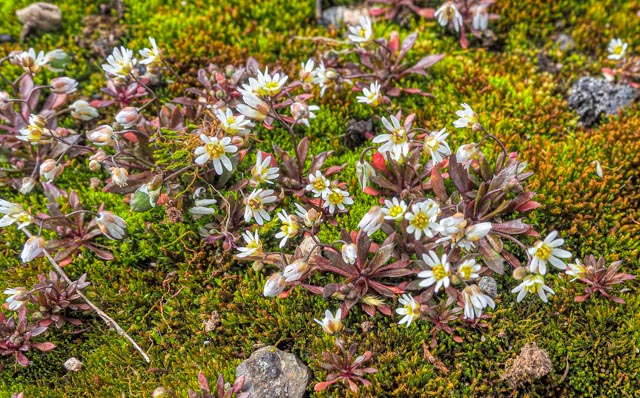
[363, 186, 379, 196]
[460, 34, 469, 49]
[32, 342, 56, 352]
[300, 283, 324, 294]
[297, 136, 310, 164]
[369, 7, 385, 16]
[54, 244, 80, 263]
[324, 163, 347, 177]
[308, 152, 329, 175]
[84, 244, 115, 261]
[397, 31, 418, 63]
[198, 371, 210, 392]
[370, 175, 399, 191]
[610, 296, 626, 304]
[368, 280, 395, 297]
[418, 7, 435, 18]
[453, 335, 464, 343]
[347, 379, 359, 393]
[515, 201, 542, 212]
[430, 167, 448, 201]
[372, 151, 387, 171]
[375, 268, 414, 278]
[172, 97, 208, 107]
[478, 238, 504, 274]
[314, 380, 336, 391]
[574, 294, 590, 303]
[378, 305, 393, 316]
[386, 87, 401, 97]
[448, 155, 469, 193]
[491, 219, 531, 234]
[262, 121, 274, 130]
[362, 304, 376, 317]
[411, 54, 445, 71]
[278, 288, 292, 299]
[16, 351, 29, 367]
[58, 256, 73, 267]
[388, 31, 400, 55]
[502, 250, 522, 268]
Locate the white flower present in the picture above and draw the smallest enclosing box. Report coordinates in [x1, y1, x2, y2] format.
[275, 210, 299, 248]
[96, 210, 127, 240]
[115, 107, 141, 128]
[17, 114, 51, 144]
[3, 287, 28, 311]
[21, 236, 45, 263]
[472, 5, 489, 31]
[306, 171, 331, 198]
[50, 77, 78, 94]
[456, 143, 478, 169]
[236, 92, 270, 121]
[139, 37, 161, 65]
[462, 284, 495, 319]
[356, 81, 382, 107]
[43, 49, 68, 72]
[527, 231, 572, 275]
[0, 91, 10, 111]
[19, 177, 36, 195]
[381, 198, 407, 221]
[87, 125, 115, 146]
[347, 16, 373, 43]
[314, 308, 343, 335]
[435, 213, 466, 246]
[423, 128, 451, 164]
[324, 187, 354, 214]
[341, 243, 357, 265]
[299, 58, 316, 84]
[358, 206, 385, 236]
[453, 103, 479, 129]
[193, 134, 237, 174]
[0, 200, 33, 229]
[251, 151, 279, 186]
[511, 274, 554, 303]
[405, 199, 440, 240]
[283, 259, 309, 282]
[291, 102, 319, 127]
[110, 167, 129, 187]
[102, 46, 137, 78]
[70, 100, 99, 121]
[566, 259, 587, 281]
[396, 294, 421, 327]
[215, 108, 254, 135]
[39, 159, 62, 182]
[312, 62, 337, 97]
[457, 258, 481, 281]
[418, 251, 451, 292]
[373, 115, 410, 161]
[355, 160, 376, 191]
[460, 222, 492, 250]
[188, 198, 218, 215]
[435, 1, 463, 32]
[243, 189, 277, 225]
[263, 272, 287, 297]
[294, 203, 322, 228]
[14, 48, 47, 74]
[237, 230, 263, 258]
[607, 38, 628, 60]
[254, 67, 288, 97]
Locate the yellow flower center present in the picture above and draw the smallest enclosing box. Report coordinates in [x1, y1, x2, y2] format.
[328, 191, 344, 205]
[410, 211, 429, 230]
[248, 197, 263, 210]
[432, 264, 448, 281]
[535, 243, 552, 261]
[226, 117, 236, 125]
[526, 283, 539, 294]
[406, 302, 420, 316]
[391, 128, 407, 144]
[613, 45, 623, 55]
[205, 141, 225, 159]
[425, 136, 440, 150]
[359, 28, 367, 38]
[389, 205, 404, 218]
[312, 178, 327, 191]
[459, 264, 473, 280]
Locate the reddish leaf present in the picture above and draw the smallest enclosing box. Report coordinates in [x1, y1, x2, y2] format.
[515, 200, 542, 212]
[314, 380, 336, 391]
[388, 31, 400, 55]
[363, 186, 379, 196]
[16, 352, 29, 367]
[372, 152, 387, 172]
[32, 342, 56, 352]
[417, 8, 435, 19]
[430, 167, 448, 201]
[397, 31, 418, 63]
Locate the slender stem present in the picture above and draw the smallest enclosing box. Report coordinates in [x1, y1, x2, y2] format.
[163, 164, 196, 183]
[22, 229, 151, 363]
[478, 125, 508, 165]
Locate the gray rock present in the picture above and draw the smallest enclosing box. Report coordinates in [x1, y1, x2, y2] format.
[320, 6, 370, 28]
[16, 2, 62, 41]
[479, 276, 498, 299]
[236, 346, 311, 398]
[567, 77, 638, 127]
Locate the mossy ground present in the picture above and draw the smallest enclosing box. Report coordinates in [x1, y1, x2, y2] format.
[1, 0, 639, 396]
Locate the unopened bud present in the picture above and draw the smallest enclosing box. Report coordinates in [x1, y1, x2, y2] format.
[263, 272, 286, 297]
[39, 159, 62, 181]
[512, 267, 528, 280]
[115, 107, 141, 129]
[19, 177, 36, 194]
[87, 125, 114, 146]
[341, 243, 357, 265]
[291, 102, 309, 121]
[110, 167, 128, 187]
[50, 76, 78, 94]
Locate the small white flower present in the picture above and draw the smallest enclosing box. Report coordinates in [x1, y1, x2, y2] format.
[237, 230, 263, 258]
[356, 81, 382, 107]
[594, 160, 603, 178]
[462, 284, 495, 319]
[358, 206, 385, 236]
[355, 160, 376, 191]
[96, 210, 127, 240]
[254, 67, 288, 97]
[294, 203, 322, 228]
[527, 231, 572, 275]
[283, 259, 309, 282]
[70, 100, 99, 121]
[312, 62, 337, 97]
[565, 259, 587, 281]
[418, 251, 451, 292]
[21, 236, 45, 263]
[193, 134, 238, 174]
[110, 167, 129, 187]
[17, 114, 51, 145]
[291, 102, 319, 127]
[435, 213, 466, 246]
[456, 143, 478, 169]
[14, 48, 47, 74]
[139, 37, 161, 65]
[396, 294, 420, 327]
[115, 107, 141, 128]
[39, 159, 62, 182]
[456, 258, 481, 281]
[472, 5, 489, 31]
[423, 128, 451, 164]
[251, 151, 279, 186]
[102, 46, 137, 78]
[19, 177, 36, 195]
[87, 125, 114, 147]
[373, 115, 410, 161]
[324, 187, 354, 214]
[511, 274, 554, 303]
[3, 287, 28, 311]
[314, 308, 343, 335]
[263, 272, 287, 297]
[0, 200, 33, 229]
[50, 77, 78, 94]
[347, 16, 373, 44]
[243, 189, 277, 225]
[461, 222, 492, 250]
[236, 92, 270, 121]
[381, 198, 407, 222]
[405, 199, 440, 240]
[435, 1, 463, 32]
[299, 58, 316, 84]
[275, 210, 300, 248]
[306, 171, 332, 198]
[453, 103, 479, 129]
[607, 38, 628, 61]
[341, 243, 357, 265]
[215, 108, 254, 135]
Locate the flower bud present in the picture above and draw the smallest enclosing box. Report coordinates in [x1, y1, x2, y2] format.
[512, 267, 528, 280]
[341, 243, 357, 265]
[357, 206, 384, 236]
[464, 222, 492, 243]
[314, 308, 343, 335]
[263, 272, 286, 297]
[44, 49, 70, 72]
[110, 167, 128, 187]
[355, 160, 376, 190]
[87, 125, 114, 146]
[19, 177, 36, 194]
[283, 259, 309, 282]
[39, 159, 63, 181]
[0, 91, 10, 110]
[291, 102, 309, 121]
[21, 236, 45, 263]
[115, 107, 141, 128]
[131, 176, 163, 212]
[89, 160, 101, 172]
[96, 210, 127, 240]
[456, 143, 478, 166]
[70, 100, 99, 121]
[50, 76, 78, 94]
